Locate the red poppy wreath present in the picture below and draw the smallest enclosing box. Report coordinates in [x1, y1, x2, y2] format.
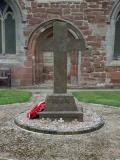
[27, 101, 46, 119]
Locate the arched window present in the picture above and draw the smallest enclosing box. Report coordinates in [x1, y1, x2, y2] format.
[106, 0, 120, 66]
[0, 0, 16, 54]
[114, 12, 120, 59]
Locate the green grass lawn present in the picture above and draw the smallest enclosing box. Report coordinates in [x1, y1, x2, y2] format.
[0, 90, 32, 105]
[72, 91, 120, 108]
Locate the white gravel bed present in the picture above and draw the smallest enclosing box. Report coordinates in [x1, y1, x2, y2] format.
[0, 92, 120, 160]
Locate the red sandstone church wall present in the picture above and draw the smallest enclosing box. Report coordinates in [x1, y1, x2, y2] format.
[14, 0, 120, 88]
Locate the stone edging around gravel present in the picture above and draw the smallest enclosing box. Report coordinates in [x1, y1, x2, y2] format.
[14, 108, 104, 135]
[0, 158, 14, 160]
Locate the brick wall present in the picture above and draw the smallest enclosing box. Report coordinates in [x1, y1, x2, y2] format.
[13, 0, 120, 88]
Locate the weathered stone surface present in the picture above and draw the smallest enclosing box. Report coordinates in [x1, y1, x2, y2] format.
[38, 111, 83, 121]
[45, 94, 78, 111]
[53, 21, 67, 93]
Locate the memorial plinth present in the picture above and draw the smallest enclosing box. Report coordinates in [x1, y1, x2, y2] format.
[39, 94, 83, 121]
[38, 94, 83, 121]
[45, 94, 78, 111]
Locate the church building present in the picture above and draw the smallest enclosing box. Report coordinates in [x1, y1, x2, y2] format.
[0, 0, 120, 88]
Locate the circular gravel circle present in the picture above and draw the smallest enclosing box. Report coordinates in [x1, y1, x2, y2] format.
[14, 109, 104, 135]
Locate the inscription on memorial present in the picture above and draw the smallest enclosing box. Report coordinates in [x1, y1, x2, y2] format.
[36, 0, 83, 3]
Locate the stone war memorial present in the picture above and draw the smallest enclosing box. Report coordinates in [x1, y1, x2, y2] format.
[15, 20, 104, 134]
[39, 20, 84, 121]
